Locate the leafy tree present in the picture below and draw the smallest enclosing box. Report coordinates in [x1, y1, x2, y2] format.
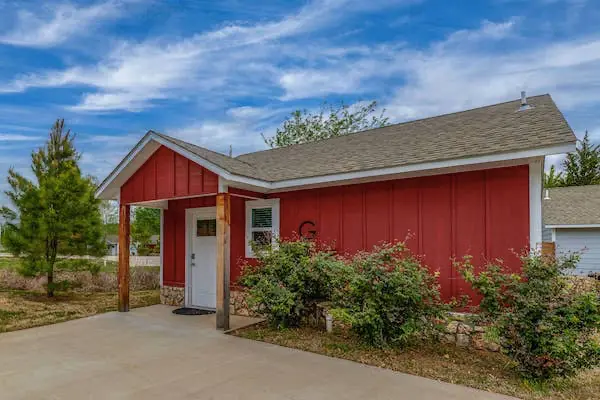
[131, 207, 160, 255]
[0, 119, 104, 296]
[563, 131, 600, 186]
[543, 165, 564, 188]
[263, 100, 389, 148]
[100, 200, 118, 224]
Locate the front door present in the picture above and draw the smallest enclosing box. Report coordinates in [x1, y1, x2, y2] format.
[189, 210, 217, 309]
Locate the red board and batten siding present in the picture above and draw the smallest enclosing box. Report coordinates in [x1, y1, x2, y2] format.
[120, 146, 529, 302]
[120, 146, 219, 204]
[272, 165, 530, 301]
[162, 195, 248, 287]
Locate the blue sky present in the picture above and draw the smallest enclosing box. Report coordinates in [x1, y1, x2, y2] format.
[0, 0, 599, 204]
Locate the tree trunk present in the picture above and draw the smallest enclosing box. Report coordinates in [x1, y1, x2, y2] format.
[46, 237, 58, 298]
[47, 269, 54, 297]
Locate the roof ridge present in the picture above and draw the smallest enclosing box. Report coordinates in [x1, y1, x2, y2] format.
[236, 94, 552, 159]
[150, 130, 256, 168]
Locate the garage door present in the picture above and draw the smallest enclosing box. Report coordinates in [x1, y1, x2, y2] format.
[555, 228, 600, 276]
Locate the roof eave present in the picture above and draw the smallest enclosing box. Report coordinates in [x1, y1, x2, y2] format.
[545, 224, 600, 229]
[96, 135, 575, 201]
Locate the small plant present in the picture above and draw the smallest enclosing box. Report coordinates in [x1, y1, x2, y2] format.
[458, 252, 600, 380]
[331, 242, 446, 348]
[239, 239, 350, 328]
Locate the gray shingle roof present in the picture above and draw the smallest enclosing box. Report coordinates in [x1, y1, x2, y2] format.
[150, 132, 270, 179]
[157, 94, 576, 182]
[543, 185, 600, 226]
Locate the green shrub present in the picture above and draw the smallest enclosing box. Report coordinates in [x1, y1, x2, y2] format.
[331, 242, 446, 348]
[459, 253, 600, 380]
[239, 239, 350, 328]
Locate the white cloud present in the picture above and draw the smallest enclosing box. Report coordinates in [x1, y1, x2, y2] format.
[0, 1, 131, 48]
[385, 34, 600, 121]
[0, 134, 40, 141]
[272, 17, 600, 121]
[0, 0, 357, 111]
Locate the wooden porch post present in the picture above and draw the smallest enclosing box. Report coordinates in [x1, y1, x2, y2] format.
[118, 203, 131, 312]
[216, 192, 231, 330]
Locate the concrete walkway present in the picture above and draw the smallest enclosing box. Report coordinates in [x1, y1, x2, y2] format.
[0, 305, 516, 399]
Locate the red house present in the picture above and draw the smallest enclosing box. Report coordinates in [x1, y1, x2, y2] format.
[96, 94, 576, 329]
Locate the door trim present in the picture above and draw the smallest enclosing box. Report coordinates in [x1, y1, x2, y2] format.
[185, 207, 217, 309]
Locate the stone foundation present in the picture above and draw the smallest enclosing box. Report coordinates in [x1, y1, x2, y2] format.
[312, 304, 500, 352]
[440, 314, 500, 352]
[160, 285, 185, 306]
[230, 289, 262, 316]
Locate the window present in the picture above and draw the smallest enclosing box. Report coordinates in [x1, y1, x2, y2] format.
[245, 199, 280, 257]
[196, 219, 216, 237]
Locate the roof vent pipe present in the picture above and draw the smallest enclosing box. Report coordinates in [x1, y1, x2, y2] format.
[519, 91, 532, 111]
[543, 189, 550, 200]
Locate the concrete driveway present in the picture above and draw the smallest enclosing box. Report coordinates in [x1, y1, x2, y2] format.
[0, 305, 515, 400]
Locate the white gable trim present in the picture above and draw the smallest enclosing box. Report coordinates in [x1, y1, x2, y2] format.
[96, 132, 575, 200]
[95, 131, 269, 200]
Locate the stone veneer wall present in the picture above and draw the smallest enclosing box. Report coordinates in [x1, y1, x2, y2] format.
[314, 304, 500, 352]
[160, 287, 255, 313]
[441, 314, 500, 352]
[160, 285, 185, 306]
[197, 290, 501, 352]
[230, 290, 255, 316]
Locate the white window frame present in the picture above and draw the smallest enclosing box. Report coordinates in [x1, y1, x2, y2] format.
[245, 198, 280, 258]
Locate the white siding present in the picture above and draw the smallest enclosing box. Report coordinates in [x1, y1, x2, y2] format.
[555, 228, 600, 276]
[542, 227, 553, 242]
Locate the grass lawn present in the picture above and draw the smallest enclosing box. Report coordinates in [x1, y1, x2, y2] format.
[0, 257, 17, 270]
[0, 256, 158, 274]
[0, 289, 160, 333]
[235, 324, 600, 400]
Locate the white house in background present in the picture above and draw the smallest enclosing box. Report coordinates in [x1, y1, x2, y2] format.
[106, 234, 160, 256]
[543, 184, 600, 276]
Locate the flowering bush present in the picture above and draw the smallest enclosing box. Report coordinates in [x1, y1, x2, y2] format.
[240, 240, 445, 345]
[330, 242, 446, 347]
[458, 253, 600, 380]
[239, 239, 350, 328]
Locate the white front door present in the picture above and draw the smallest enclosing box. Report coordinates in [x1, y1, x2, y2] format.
[188, 209, 217, 309]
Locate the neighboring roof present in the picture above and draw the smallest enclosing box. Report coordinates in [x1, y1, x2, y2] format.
[97, 94, 576, 199]
[543, 185, 600, 226]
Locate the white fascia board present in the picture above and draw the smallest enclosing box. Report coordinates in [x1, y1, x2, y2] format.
[266, 143, 575, 191]
[151, 135, 268, 189]
[95, 132, 155, 200]
[96, 133, 575, 200]
[545, 224, 600, 229]
[95, 132, 270, 201]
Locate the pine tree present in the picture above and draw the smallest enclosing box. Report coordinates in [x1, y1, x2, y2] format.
[0, 119, 104, 296]
[544, 165, 564, 188]
[263, 101, 389, 148]
[563, 131, 600, 186]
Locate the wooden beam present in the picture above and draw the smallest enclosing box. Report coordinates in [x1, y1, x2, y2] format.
[118, 203, 131, 312]
[541, 241, 556, 260]
[216, 192, 231, 330]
